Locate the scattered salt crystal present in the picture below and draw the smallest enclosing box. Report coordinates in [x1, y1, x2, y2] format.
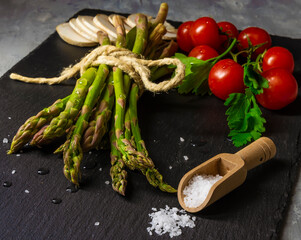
[180, 137, 185, 142]
[11, 170, 16, 175]
[16, 154, 21, 157]
[183, 174, 223, 208]
[3, 138, 8, 144]
[183, 156, 189, 161]
[147, 205, 196, 238]
[24, 189, 30, 194]
[8, 117, 11, 120]
[99, 168, 102, 172]
[94, 221, 100, 226]
[169, 166, 173, 170]
[105, 181, 110, 185]
[89, 151, 92, 155]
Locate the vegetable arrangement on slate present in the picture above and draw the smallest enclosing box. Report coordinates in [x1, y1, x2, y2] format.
[8, 2, 298, 196]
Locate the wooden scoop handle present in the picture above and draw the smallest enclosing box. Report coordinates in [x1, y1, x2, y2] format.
[235, 137, 276, 171]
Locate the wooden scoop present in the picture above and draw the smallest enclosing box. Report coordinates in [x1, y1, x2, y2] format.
[177, 137, 276, 213]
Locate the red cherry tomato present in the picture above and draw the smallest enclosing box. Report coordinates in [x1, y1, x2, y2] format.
[188, 45, 219, 60]
[262, 46, 294, 73]
[237, 27, 272, 57]
[218, 21, 239, 43]
[190, 17, 221, 50]
[208, 59, 245, 100]
[256, 68, 298, 110]
[177, 21, 194, 52]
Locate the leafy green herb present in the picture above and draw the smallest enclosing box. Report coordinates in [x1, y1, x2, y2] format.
[225, 88, 266, 147]
[176, 39, 237, 95]
[243, 62, 269, 95]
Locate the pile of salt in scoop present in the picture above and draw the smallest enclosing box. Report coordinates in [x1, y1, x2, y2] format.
[183, 174, 223, 208]
[147, 205, 196, 238]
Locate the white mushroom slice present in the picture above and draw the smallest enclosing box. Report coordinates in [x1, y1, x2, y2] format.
[126, 13, 153, 28]
[76, 17, 99, 40]
[93, 14, 117, 40]
[56, 23, 97, 47]
[108, 14, 131, 33]
[77, 16, 101, 34]
[162, 31, 177, 40]
[69, 18, 98, 42]
[79, 15, 116, 42]
[164, 21, 177, 33]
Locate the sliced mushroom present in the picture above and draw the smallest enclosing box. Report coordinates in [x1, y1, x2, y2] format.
[93, 14, 117, 40]
[69, 18, 98, 42]
[56, 23, 97, 47]
[76, 17, 99, 40]
[79, 15, 116, 42]
[126, 13, 153, 28]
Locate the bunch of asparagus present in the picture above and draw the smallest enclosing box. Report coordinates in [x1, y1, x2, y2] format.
[8, 3, 178, 196]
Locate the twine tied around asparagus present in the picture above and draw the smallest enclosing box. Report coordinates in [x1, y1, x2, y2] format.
[9, 45, 185, 93]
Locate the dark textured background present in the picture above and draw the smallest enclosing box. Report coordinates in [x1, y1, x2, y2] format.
[0, 9, 300, 240]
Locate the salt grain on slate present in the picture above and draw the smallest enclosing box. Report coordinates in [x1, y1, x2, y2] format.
[25, 189, 30, 194]
[105, 181, 110, 185]
[183, 156, 189, 161]
[11, 170, 16, 175]
[3, 138, 8, 144]
[169, 166, 172, 170]
[16, 154, 20, 157]
[183, 174, 223, 208]
[66, 185, 79, 193]
[94, 222, 100, 226]
[147, 205, 196, 238]
[99, 168, 102, 172]
[180, 137, 185, 142]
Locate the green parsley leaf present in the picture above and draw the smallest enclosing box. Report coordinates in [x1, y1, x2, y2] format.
[244, 64, 269, 95]
[225, 88, 266, 147]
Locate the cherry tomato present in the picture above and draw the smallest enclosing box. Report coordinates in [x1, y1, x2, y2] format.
[188, 45, 219, 60]
[190, 17, 221, 50]
[208, 59, 245, 100]
[262, 46, 294, 73]
[256, 68, 298, 110]
[237, 27, 272, 57]
[218, 21, 239, 45]
[177, 21, 194, 52]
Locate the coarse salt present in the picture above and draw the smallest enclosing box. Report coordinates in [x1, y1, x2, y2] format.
[24, 189, 30, 194]
[11, 170, 16, 175]
[183, 156, 189, 161]
[183, 174, 223, 208]
[180, 137, 185, 142]
[105, 181, 110, 185]
[3, 138, 8, 144]
[147, 205, 196, 238]
[94, 221, 100, 226]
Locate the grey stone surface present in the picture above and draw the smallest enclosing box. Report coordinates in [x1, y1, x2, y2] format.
[0, 0, 300, 239]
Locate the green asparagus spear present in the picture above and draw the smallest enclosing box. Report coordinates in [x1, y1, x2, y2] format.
[63, 64, 109, 185]
[8, 95, 70, 154]
[129, 83, 176, 192]
[31, 68, 97, 146]
[82, 76, 114, 152]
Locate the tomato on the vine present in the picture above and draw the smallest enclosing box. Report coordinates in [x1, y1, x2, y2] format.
[177, 21, 194, 52]
[218, 21, 239, 48]
[262, 46, 294, 73]
[208, 59, 245, 100]
[237, 27, 272, 57]
[188, 45, 219, 60]
[256, 68, 298, 110]
[190, 17, 221, 50]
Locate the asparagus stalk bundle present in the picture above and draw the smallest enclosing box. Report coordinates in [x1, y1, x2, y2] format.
[8, 3, 180, 195]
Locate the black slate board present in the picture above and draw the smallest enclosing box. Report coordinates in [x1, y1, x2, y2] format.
[0, 9, 301, 240]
